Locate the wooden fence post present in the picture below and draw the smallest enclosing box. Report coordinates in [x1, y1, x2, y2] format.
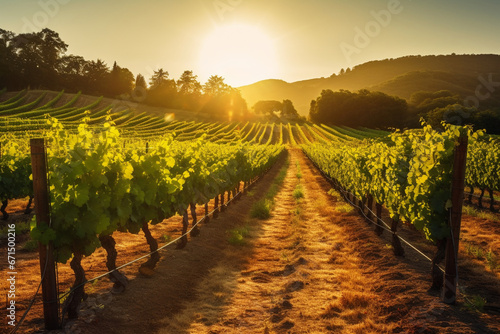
[367, 195, 373, 220]
[220, 192, 226, 212]
[375, 203, 383, 236]
[443, 135, 468, 304]
[213, 195, 219, 218]
[30, 138, 60, 329]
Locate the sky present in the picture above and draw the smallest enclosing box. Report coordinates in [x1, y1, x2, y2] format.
[1, 0, 499, 87]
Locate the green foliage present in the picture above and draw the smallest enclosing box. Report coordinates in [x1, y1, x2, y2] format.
[295, 159, 302, 180]
[485, 251, 499, 271]
[466, 136, 500, 193]
[309, 89, 407, 128]
[228, 225, 250, 246]
[462, 205, 499, 222]
[281, 100, 299, 118]
[253, 100, 282, 115]
[463, 293, 487, 313]
[249, 159, 288, 220]
[293, 185, 304, 200]
[303, 123, 477, 241]
[250, 199, 272, 220]
[0, 136, 33, 201]
[4, 118, 284, 263]
[335, 203, 354, 214]
[410, 90, 462, 114]
[413, 91, 500, 134]
[465, 242, 499, 271]
[200, 77, 251, 120]
[471, 109, 500, 135]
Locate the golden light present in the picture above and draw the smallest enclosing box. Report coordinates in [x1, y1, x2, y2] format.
[199, 23, 279, 87]
[164, 113, 175, 122]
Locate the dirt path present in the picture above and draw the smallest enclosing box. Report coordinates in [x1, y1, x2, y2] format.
[7, 148, 500, 333]
[148, 148, 393, 333]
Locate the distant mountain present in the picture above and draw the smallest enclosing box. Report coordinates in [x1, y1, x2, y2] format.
[238, 54, 500, 115]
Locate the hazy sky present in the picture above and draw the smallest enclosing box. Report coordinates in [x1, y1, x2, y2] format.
[1, 0, 499, 87]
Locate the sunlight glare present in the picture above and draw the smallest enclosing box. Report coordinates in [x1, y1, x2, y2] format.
[199, 24, 279, 87]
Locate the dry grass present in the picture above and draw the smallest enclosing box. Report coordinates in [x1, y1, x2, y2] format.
[463, 205, 500, 222]
[461, 210, 500, 278]
[314, 196, 336, 217]
[339, 291, 373, 309]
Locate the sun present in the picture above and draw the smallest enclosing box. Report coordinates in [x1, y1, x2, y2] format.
[199, 23, 279, 87]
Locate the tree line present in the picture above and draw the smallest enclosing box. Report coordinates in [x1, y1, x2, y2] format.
[0, 28, 248, 120]
[409, 90, 500, 134]
[308, 88, 500, 133]
[309, 89, 408, 128]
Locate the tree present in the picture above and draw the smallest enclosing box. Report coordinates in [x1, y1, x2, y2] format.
[410, 90, 462, 115]
[177, 70, 202, 110]
[201, 76, 248, 120]
[309, 100, 317, 116]
[149, 68, 170, 88]
[309, 89, 407, 128]
[203, 75, 229, 96]
[58, 54, 87, 91]
[425, 104, 476, 128]
[59, 55, 86, 76]
[135, 74, 147, 89]
[472, 108, 500, 134]
[0, 29, 18, 88]
[177, 70, 201, 95]
[281, 99, 298, 117]
[253, 100, 282, 115]
[147, 69, 178, 108]
[38, 28, 68, 73]
[10, 28, 68, 88]
[84, 59, 109, 94]
[129, 74, 148, 102]
[424, 104, 500, 134]
[106, 61, 134, 97]
[201, 87, 248, 121]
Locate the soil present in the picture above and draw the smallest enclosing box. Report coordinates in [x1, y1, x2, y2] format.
[1, 148, 500, 333]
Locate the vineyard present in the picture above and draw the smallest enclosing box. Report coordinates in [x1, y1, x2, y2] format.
[1, 90, 500, 333]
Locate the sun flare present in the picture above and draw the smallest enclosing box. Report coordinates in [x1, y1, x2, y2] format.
[199, 23, 278, 87]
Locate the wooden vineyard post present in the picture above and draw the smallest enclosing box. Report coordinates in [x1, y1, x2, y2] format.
[30, 138, 60, 330]
[478, 188, 485, 208]
[220, 192, 225, 212]
[357, 197, 364, 216]
[487, 189, 496, 212]
[391, 218, 405, 257]
[213, 195, 219, 219]
[0, 143, 7, 221]
[366, 195, 374, 220]
[204, 203, 210, 224]
[443, 135, 468, 304]
[375, 203, 383, 236]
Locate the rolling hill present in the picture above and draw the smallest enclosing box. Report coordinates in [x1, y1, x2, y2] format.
[238, 54, 500, 115]
[0, 89, 203, 121]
